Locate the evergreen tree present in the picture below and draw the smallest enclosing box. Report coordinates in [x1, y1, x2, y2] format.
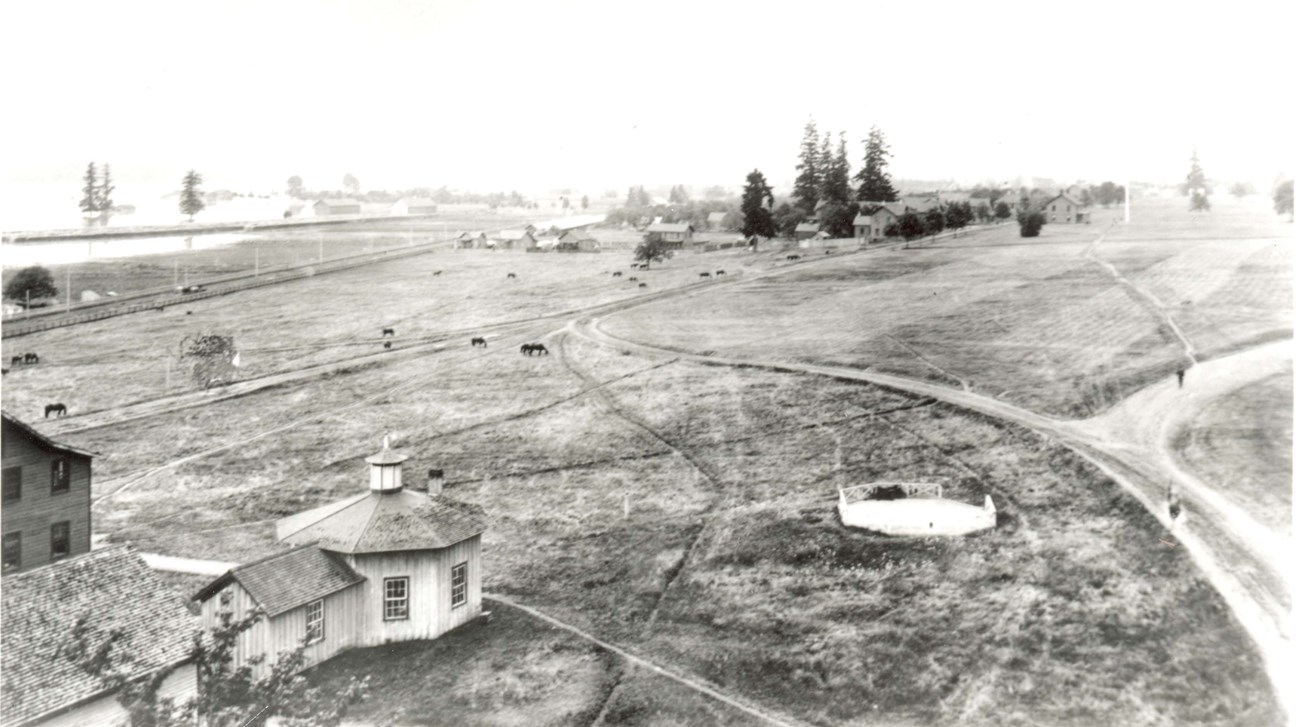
[286, 176, 304, 198]
[896, 211, 925, 240]
[854, 125, 898, 202]
[1186, 148, 1210, 212]
[1274, 179, 1293, 220]
[741, 169, 776, 238]
[816, 132, 834, 205]
[180, 170, 207, 221]
[581, 195, 589, 210]
[823, 132, 852, 205]
[80, 162, 99, 215]
[97, 163, 115, 216]
[924, 207, 946, 237]
[994, 201, 1012, 219]
[792, 120, 821, 214]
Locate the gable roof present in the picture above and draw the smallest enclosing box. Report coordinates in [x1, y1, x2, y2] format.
[861, 202, 905, 217]
[192, 544, 365, 617]
[495, 229, 535, 241]
[794, 222, 820, 233]
[558, 229, 597, 244]
[901, 195, 940, 211]
[646, 222, 693, 233]
[315, 198, 361, 208]
[1046, 192, 1084, 206]
[458, 231, 486, 240]
[276, 490, 490, 554]
[1, 546, 196, 725]
[706, 212, 726, 222]
[2, 410, 97, 459]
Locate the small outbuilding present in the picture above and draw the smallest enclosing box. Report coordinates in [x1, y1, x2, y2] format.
[838, 482, 996, 537]
[1044, 192, 1090, 224]
[193, 438, 490, 677]
[392, 198, 439, 216]
[706, 211, 727, 230]
[493, 229, 536, 251]
[308, 199, 362, 216]
[456, 232, 488, 249]
[645, 222, 694, 249]
[557, 229, 601, 252]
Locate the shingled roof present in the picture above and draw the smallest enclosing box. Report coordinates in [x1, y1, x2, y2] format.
[276, 489, 489, 554]
[192, 544, 365, 617]
[646, 222, 693, 233]
[2, 410, 97, 458]
[1, 546, 196, 725]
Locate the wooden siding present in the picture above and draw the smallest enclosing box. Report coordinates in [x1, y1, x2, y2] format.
[1, 429, 92, 575]
[22, 663, 194, 727]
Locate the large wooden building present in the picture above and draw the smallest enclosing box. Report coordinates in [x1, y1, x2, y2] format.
[1044, 192, 1090, 223]
[193, 438, 490, 675]
[644, 222, 694, 249]
[1, 545, 198, 727]
[2, 411, 95, 576]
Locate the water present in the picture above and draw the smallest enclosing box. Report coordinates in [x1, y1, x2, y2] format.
[1, 232, 261, 267]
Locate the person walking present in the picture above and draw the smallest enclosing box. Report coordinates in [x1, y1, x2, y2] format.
[1176, 368, 1185, 388]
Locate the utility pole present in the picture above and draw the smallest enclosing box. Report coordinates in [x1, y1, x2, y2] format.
[66, 269, 71, 311]
[174, 260, 179, 288]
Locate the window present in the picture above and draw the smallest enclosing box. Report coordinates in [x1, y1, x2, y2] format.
[50, 521, 70, 561]
[451, 562, 468, 608]
[2, 532, 20, 573]
[383, 577, 409, 620]
[2, 467, 20, 503]
[51, 459, 70, 494]
[305, 599, 324, 644]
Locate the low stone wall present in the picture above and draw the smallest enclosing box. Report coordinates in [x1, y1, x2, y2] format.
[838, 494, 996, 537]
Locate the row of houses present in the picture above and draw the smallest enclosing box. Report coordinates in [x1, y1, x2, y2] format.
[288, 197, 441, 218]
[456, 215, 607, 251]
[849, 189, 1089, 242]
[2, 411, 491, 726]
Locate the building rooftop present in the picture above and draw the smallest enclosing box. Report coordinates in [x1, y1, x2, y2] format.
[192, 544, 365, 617]
[646, 222, 693, 233]
[1, 546, 196, 725]
[2, 410, 98, 459]
[276, 489, 489, 554]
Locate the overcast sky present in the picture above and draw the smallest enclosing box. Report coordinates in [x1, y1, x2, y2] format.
[3, 0, 1295, 196]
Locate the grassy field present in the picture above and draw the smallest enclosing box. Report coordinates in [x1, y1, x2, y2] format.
[1173, 365, 1293, 536]
[602, 197, 1291, 418]
[2, 198, 1286, 725]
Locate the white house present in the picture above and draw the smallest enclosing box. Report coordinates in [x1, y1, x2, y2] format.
[301, 199, 362, 217]
[1, 545, 198, 727]
[193, 438, 490, 676]
[391, 198, 439, 216]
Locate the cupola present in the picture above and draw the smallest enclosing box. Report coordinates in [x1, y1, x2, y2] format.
[365, 435, 408, 492]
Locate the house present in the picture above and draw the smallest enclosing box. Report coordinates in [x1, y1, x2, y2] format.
[456, 232, 488, 249]
[3, 411, 95, 576]
[1, 545, 198, 727]
[644, 222, 694, 249]
[391, 198, 438, 216]
[901, 195, 941, 213]
[530, 215, 607, 236]
[308, 199, 362, 216]
[992, 191, 1021, 213]
[192, 438, 490, 676]
[794, 222, 821, 240]
[1044, 192, 1090, 223]
[492, 229, 536, 250]
[853, 203, 904, 242]
[706, 212, 727, 230]
[525, 234, 560, 252]
[557, 229, 601, 252]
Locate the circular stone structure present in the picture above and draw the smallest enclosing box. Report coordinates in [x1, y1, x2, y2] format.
[837, 482, 996, 536]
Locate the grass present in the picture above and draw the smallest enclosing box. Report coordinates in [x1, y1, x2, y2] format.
[1173, 366, 1293, 536]
[2, 198, 1286, 725]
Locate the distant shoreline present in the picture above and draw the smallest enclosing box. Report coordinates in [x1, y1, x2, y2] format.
[2, 213, 438, 244]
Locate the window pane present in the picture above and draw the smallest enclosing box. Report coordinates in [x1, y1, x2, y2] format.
[2, 532, 20, 572]
[384, 577, 409, 620]
[306, 600, 324, 643]
[451, 562, 467, 608]
[51, 460, 70, 494]
[51, 522, 70, 560]
[2, 467, 20, 503]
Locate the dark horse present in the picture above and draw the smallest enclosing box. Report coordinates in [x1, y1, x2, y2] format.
[520, 343, 549, 356]
[638, 282, 648, 288]
[612, 271, 622, 277]
[786, 254, 801, 261]
[10, 356, 22, 366]
[699, 272, 711, 278]
[45, 403, 67, 418]
[382, 328, 395, 337]
[715, 269, 726, 276]
[470, 337, 487, 347]
[507, 272, 517, 279]
[24, 353, 39, 364]
[383, 342, 392, 350]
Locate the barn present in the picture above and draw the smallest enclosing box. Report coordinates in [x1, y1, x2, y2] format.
[492, 229, 536, 250]
[644, 222, 694, 249]
[794, 222, 820, 240]
[307, 199, 362, 216]
[1, 545, 198, 727]
[192, 438, 490, 676]
[456, 232, 488, 249]
[557, 229, 601, 252]
[3, 411, 95, 575]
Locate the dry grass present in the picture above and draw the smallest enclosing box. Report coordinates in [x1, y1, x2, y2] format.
[1173, 367, 1293, 536]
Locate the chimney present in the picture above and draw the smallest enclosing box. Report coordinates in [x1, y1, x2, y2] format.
[365, 434, 408, 493]
[427, 468, 444, 497]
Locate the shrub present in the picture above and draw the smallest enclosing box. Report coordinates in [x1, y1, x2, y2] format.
[1017, 210, 1046, 237]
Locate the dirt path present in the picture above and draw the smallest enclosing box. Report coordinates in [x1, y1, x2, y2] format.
[572, 316, 1294, 717]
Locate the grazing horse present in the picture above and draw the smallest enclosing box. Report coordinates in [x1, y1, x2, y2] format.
[612, 271, 622, 277]
[10, 356, 21, 367]
[699, 272, 711, 278]
[24, 353, 39, 364]
[630, 263, 641, 269]
[638, 264, 649, 270]
[45, 403, 67, 418]
[432, 270, 443, 276]
[382, 328, 395, 337]
[470, 337, 487, 347]
[520, 343, 550, 356]
[638, 282, 648, 288]
[786, 254, 801, 261]
[383, 342, 392, 350]
[715, 269, 726, 276]
[628, 276, 638, 282]
[507, 272, 517, 279]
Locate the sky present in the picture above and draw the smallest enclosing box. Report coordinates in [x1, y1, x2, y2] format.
[3, 0, 1295, 198]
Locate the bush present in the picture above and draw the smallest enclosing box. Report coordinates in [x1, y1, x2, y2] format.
[4, 265, 58, 302]
[1017, 210, 1046, 237]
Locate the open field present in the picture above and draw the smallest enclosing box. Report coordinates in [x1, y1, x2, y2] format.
[1174, 365, 1293, 536]
[2, 197, 1287, 725]
[27, 327, 1278, 725]
[602, 197, 1291, 418]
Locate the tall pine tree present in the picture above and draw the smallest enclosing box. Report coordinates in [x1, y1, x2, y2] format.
[180, 169, 206, 221]
[96, 163, 115, 216]
[854, 125, 898, 203]
[1186, 148, 1210, 212]
[824, 132, 852, 205]
[79, 162, 98, 216]
[741, 169, 776, 238]
[793, 120, 821, 215]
